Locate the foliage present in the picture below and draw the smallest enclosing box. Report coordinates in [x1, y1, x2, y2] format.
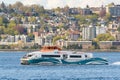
[30, 44, 41, 49]
[52, 36, 66, 44]
[8, 20, 16, 28]
[103, 13, 112, 22]
[74, 14, 98, 25]
[28, 17, 36, 23]
[0, 26, 5, 34]
[0, 36, 1, 40]
[96, 33, 115, 41]
[0, 17, 3, 26]
[28, 33, 34, 40]
[110, 46, 117, 49]
[0, 45, 11, 49]
[2, 17, 9, 25]
[117, 26, 120, 32]
[92, 38, 100, 49]
[57, 24, 64, 29]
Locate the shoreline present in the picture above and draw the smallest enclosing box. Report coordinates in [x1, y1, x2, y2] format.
[0, 49, 120, 52]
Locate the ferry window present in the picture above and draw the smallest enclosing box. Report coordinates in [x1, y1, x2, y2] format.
[23, 55, 27, 58]
[28, 55, 32, 57]
[63, 54, 68, 59]
[85, 55, 87, 58]
[70, 55, 81, 58]
[42, 55, 60, 57]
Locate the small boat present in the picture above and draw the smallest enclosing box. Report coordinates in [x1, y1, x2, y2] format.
[20, 46, 108, 65]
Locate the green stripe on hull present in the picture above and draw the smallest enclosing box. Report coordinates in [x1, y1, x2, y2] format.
[61, 58, 108, 65]
[28, 57, 60, 64]
[28, 57, 108, 65]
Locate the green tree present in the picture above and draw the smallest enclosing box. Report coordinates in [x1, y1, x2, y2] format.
[0, 26, 5, 34]
[0, 36, 1, 40]
[96, 33, 115, 41]
[52, 36, 66, 44]
[92, 38, 100, 49]
[28, 17, 36, 23]
[4, 20, 17, 35]
[12, 1, 23, 10]
[8, 20, 16, 28]
[117, 26, 120, 32]
[28, 33, 34, 40]
[0, 17, 3, 26]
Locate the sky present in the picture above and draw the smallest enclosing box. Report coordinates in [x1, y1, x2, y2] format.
[0, 0, 120, 9]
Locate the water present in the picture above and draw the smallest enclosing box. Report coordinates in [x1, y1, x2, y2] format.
[0, 51, 120, 80]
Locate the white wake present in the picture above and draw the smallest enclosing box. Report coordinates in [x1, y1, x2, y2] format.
[112, 62, 120, 65]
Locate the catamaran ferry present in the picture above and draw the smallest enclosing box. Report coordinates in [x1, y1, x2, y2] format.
[20, 46, 108, 65]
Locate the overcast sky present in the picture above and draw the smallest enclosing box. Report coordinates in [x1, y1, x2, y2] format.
[1, 0, 119, 9]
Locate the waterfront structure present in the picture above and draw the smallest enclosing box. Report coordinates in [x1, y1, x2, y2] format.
[99, 41, 120, 49]
[99, 41, 112, 49]
[65, 41, 92, 49]
[82, 25, 96, 40]
[112, 41, 120, 49]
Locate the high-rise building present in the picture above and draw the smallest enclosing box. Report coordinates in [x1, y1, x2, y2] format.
[96, 25, 107, 36]
[108, 5, 120, 17]
[82, 25, 96, 40]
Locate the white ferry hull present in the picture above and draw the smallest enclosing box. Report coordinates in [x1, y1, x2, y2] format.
[21, 57, 108, 65]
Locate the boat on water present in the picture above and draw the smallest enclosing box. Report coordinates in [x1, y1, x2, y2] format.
[20, 46, 108, 65]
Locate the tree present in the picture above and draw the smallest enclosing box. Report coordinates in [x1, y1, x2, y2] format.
[8, 20, 16, 28]
[2, 17, 9, 26]
[12, 1, 23, 10]
[0, 17, 3, 26]
[92, 38, 100, 49]
[31, 4, 45, 14]
[103, 13, 111, 22]
[117, 26, 120, 32]
[96, 33, 115, 41]
[0, 35, 1, 40]
[57, 24, 64, 29]
[0, 26, 5, 34]
[28, 16, 36, 23]
[52, 36, 66, 44]
[28, 33, 34, 40]
[1, 2, 6, 9]
[74, 14, 98, 25]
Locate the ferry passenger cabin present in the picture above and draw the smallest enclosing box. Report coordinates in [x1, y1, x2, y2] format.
[38, 51, 93, 60]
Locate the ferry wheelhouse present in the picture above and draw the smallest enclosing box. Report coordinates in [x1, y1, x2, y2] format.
[21, 46, 108, 65]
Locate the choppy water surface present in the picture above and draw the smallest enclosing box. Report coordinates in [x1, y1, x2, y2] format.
[0, 51, 120, 80]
